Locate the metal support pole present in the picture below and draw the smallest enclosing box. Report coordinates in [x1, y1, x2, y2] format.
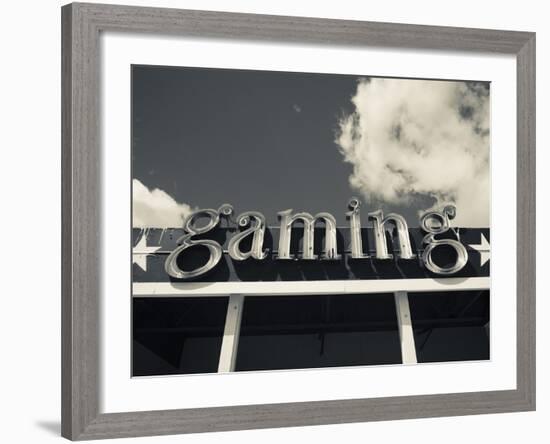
[218, 294, 244, 373]
[394, 291, 418, 364]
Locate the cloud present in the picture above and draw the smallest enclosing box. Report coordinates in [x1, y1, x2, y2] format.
[132, 179, 193, 228]
[335, 78, 490, 227]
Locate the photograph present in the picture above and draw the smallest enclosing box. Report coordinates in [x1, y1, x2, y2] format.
[0, 0, 539, 442]
[131, 65, 491, 376]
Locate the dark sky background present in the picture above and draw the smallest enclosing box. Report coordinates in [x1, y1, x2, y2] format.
[132, 65, 426, 226]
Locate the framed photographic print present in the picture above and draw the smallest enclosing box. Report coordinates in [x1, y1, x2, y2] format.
[61, 2, 535, 440]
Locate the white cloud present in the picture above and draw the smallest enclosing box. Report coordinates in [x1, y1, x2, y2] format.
[132, 179, 193, 228]
[335, 78, 490, 227]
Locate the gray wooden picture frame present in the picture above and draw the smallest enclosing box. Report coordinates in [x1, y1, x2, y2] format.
[61, 2, 536, 440]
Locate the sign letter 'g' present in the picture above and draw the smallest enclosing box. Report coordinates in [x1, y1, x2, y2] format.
[420, 205, 468, 275]
[164, 204, 233, 280]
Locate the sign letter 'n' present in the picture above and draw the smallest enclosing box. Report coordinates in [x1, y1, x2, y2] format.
[368, 210, 415, 259]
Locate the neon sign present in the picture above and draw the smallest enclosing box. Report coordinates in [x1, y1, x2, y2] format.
[163, 198, 470, 280]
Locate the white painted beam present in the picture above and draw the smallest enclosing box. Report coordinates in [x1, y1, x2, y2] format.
[217, 294, 244, 373]
[394, 291, 418, 365]
[133, 277, 490, 298]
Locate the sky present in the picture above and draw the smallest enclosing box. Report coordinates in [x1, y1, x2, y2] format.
[132, 65, 490, 228]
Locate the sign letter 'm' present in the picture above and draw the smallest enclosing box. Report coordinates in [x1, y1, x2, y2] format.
[276, 210, 341, 260]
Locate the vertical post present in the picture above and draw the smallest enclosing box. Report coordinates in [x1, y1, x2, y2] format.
[394, 291, 417, 364]
[218, 294, 244, 373]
